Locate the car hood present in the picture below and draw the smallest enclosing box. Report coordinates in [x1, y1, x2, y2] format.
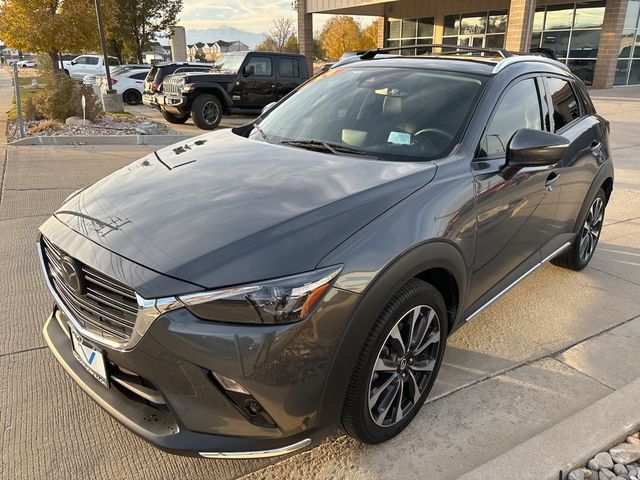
[170, 72, 236, 83]
[54, 130, 436, 290]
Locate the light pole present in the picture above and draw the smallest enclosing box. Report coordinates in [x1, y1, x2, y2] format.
[94, 0, 115, 94]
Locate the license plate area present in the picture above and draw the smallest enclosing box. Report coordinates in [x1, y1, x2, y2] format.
[70, 327, 109, 388]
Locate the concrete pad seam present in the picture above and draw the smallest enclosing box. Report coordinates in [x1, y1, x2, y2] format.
[0, 213, 49, 222]
[612, 143, 640, 151]
[5, 187, 77, 192]
[0, 345, 47, 359]
[604, 215, 640, 227]
[552, 356, 617, 391]
[587, 265, 640, 288]
[428, 311, 640, 404]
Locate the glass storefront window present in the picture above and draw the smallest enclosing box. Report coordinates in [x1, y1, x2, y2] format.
[444, 15, 459, 36]
[386, 17, 434, 56]
[460, 13, 487, 35]
[485, 34, 506, 48]
[488, 11, 508, 33]
[542, 31, 571, 57]
[620, 30, 636, 58]
[534, 8, 546, 31]
[615, 59, 631, 85]
[625, 0, 640, 29]
[569, 29, 601, 57]
[545, 4, 575, 30]
[574, 1, 605, 29]
[567, 59, 596, 85]
[629, 60, 640, 84]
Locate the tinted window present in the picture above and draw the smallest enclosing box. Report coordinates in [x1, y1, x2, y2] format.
[107, 57, 120, 66]
[87, 57, 99, 65]
[278, 58, 299, 77]
[248, 57, 273, 76]
[480, 79, 542, 157]
[74, 56, 89, 65]
[546, 77, 580, 131]
[131, 72, 147, 80]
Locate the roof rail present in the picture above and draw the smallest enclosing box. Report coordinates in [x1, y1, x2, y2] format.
[492, 55, 572, 74]
[359, 43, 513, 60]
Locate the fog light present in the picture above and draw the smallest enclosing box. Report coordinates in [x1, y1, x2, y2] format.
[212, 372, 250, 395]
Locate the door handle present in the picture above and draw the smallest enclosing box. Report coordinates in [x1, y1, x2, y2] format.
[545, 171, 560, 191]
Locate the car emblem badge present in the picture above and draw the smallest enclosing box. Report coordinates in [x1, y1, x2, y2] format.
[61, 256, 86, 295]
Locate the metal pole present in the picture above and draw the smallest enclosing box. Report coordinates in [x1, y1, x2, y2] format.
[13, 62, 25, 139]
[94, 0, 115, 93]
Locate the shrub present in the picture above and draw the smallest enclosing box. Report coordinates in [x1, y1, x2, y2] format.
[27, 119, 63, 135]
[37, 72, 100, 122]
[23, 94, 45, 121]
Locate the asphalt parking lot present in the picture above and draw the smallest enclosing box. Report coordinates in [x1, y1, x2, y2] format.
[1, 88, 639, 479]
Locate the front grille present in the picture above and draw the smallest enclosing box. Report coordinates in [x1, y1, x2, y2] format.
[42, 236, 138, 342]
[162, 78, 180, 95]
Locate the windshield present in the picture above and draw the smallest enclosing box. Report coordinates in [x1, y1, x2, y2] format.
[217, 53, 248, 74]
[256, 66, 486, 161]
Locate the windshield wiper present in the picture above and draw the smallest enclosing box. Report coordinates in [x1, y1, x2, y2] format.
[252, 123, 270, 143]
[280, 140, 374, 157]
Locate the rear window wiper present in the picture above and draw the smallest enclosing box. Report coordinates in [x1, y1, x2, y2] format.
[280, 140, 375, 157]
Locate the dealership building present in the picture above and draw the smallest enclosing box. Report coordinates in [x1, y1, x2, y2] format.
[297, 0, 640, 88]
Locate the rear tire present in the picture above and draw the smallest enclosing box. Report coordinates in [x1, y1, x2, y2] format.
[342, 278, 448, 444]
[552, 188, 606, 271]
[161, 109, 189, 124]
[123, 89, 142, 105]
[191, 94, 222, 130]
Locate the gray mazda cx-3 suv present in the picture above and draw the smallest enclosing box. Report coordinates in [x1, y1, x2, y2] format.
[38, 47, 613, 459]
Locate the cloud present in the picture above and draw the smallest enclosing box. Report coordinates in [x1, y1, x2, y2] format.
[179, 0, 296, 32]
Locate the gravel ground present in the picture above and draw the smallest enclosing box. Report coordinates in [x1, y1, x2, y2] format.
[568, 432, 640, 480]
[7, 114, 175, 142]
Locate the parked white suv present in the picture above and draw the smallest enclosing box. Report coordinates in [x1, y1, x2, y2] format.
[63, 55, 120, 81]
[94, 66, 151, 105]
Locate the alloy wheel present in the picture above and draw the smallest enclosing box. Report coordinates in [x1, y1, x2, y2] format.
[579, 196, 604, 262]
[203, 101, 220, 126]
[367, 305, 441, 428]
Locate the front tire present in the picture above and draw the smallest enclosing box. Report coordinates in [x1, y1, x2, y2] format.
[342, 279, 448, 444]
[191, 94, 222, 130]
[161, 109, 189, 124]
[552, 188, 606, 271]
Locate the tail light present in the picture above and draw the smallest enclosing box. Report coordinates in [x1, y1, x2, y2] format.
[111, 79, 118, 85]
[151, 82, 159, 91]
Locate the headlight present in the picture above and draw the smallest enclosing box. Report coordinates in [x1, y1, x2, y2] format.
[178, 265, 342, 324]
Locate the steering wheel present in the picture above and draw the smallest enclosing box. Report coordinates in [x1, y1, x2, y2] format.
[413, 128, 455, 142]
[412, 128, 455, 153]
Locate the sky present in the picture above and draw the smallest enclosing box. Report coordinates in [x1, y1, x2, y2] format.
[178, 0, 372, 34]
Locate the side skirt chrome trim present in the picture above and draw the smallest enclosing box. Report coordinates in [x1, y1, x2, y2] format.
[465, 242, 572, 322]
[199, 438, 311, 459]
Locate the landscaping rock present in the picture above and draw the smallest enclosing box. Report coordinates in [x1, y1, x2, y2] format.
[628, 436, 640, 445]
[613, 464, 628, 476]
[630, 466, 640, 477]
[65, 116, 92, 126]
[610, 443, 640, 465]
[592, 452, 615, 470]
[599, 468, 615, 480]
[569, 468, 591, 480]
[135, 121, 161, 135]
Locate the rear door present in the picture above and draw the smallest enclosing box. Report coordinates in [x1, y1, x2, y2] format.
[276, 57, 302, 100]
[469, 75, 562, 303]
[541, 76, 607, 239]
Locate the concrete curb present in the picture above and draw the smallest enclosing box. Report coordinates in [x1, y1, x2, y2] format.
[9, 134, 194, 146]
[458, 376, 640, 480]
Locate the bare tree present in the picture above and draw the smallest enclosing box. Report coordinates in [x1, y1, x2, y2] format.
[263, 17, 295, 53]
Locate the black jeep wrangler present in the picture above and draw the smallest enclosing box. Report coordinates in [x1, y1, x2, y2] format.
[158, 52, 310, 130]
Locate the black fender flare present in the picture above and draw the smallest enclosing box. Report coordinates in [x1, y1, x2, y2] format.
[317, 240, 468, 430]
[572, 161, 614, 233]
[192, 84, 232, 112]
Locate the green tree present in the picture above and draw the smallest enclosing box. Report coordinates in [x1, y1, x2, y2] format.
[105, 0, 183, 63]
[284, 34, 299, 53]
[0, 0, 99, 71]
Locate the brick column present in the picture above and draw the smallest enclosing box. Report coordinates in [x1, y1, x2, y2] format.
[377, 16, 386, 48]
[593, 0, 629, 89]
[297, 1, 314, 74]
[505, 0, 536, 53]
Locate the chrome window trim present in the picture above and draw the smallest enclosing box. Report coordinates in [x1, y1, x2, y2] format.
[37, 241, 176, 352]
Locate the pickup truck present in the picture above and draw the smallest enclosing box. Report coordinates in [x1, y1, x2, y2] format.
[158, 51, 309, 129]
[63, 54, 120, 81]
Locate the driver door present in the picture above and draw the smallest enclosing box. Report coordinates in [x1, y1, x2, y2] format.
[468, 76, 562, 304]
[237, 56, 277, 108]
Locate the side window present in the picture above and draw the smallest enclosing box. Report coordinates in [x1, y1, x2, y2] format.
[480, 78, 542, 157]
[131, 72, 147, 80]
[278, 58, 299, 78]
[546, 77, 580, 131]
[87, 57, 99, 65]
[74, 56, 88, 65]
[247, 57, 273, 76]
[108, 57, 120, 66]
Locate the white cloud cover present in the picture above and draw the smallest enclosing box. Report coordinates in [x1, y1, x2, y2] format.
[177, 0, 373, 34]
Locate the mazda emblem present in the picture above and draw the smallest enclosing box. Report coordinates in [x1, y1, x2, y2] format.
[61, 256, 85, 295]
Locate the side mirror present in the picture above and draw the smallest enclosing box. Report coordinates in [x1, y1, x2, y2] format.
[506, 128, 569, 167]
[243, 64, 255, 76]
[71, 60, 76, 65]
[262, 102, 277, 114]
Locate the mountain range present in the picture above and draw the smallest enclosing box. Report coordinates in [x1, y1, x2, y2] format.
[185, 26, 266, 49]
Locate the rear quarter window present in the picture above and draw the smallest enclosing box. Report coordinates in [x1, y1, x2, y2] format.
[546, 77, 580, 131]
